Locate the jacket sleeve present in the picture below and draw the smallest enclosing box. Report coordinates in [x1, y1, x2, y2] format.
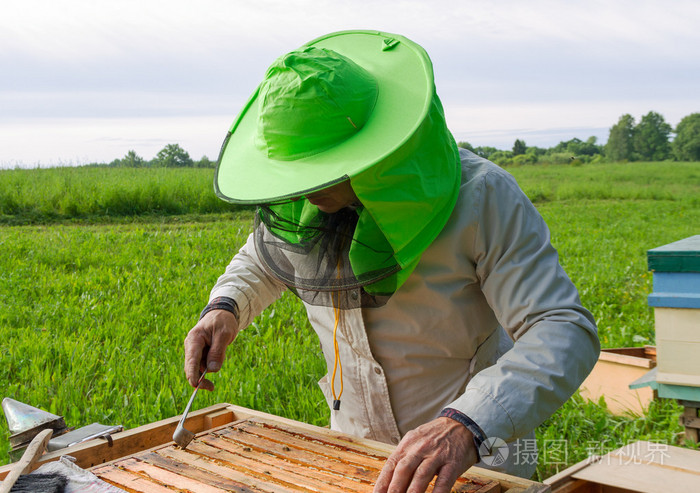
[446, 166, 600, 442]
[209, 232, 288, 330]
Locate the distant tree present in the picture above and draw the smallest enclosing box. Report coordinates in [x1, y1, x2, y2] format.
[195, 155, 215, 168]
[154, 144, 194, 167]
[672, 113, 700, 161]
[550, 137, 602, 159]
[457, 141, 475, 152]
[488, 150, 513, 166]
[571, 137, 601, 156]
[512, 139, 527, 156]
[472, 146, 500, 159]
[123, 150, 145, 167]
[634, 111, 672, 161]
[526, 146, 546, 157]
[107, 150, 145, 167]
[585, 136, 602, 154]
[606, 114, 636, 161]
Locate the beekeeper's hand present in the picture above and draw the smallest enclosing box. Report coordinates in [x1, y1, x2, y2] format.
[373, 417, 478, 493]
[184, 309, 239, 391]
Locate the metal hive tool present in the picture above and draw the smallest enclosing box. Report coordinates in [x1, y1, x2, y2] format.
[172, 369, 207, 449]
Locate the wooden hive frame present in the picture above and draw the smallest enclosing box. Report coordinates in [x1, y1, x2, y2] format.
[0, 403, 549, 493]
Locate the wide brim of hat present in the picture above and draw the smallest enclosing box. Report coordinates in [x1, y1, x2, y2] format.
[214, 30, 434, 204]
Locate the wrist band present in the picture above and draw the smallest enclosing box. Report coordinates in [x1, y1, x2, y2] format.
[200, 296, 240, 321]
[439, 407, 486, 461]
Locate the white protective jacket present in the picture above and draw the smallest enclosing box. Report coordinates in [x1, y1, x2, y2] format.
[209, 149, 600, 477]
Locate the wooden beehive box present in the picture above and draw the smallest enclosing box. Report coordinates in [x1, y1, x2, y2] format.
[579, 346, 656, 415]
[544, 440, 700, 492]
[647, 235, 700, 387]
[0, 403, 549, 492]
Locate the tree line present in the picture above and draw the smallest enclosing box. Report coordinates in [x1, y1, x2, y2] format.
[460, 111, 699, 166]
[107, 112, 699, 169]
[107, 144, 215, 168]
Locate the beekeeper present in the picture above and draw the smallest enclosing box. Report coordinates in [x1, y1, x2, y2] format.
[184, 30, 599, 493]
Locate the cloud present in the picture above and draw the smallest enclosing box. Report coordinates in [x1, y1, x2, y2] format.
[0, 91, 240, 119]
[5, 1, 697, 62]
[446, 98, 697, 149]
[0, 115, 231, 167]
[1, 0, 698, 164]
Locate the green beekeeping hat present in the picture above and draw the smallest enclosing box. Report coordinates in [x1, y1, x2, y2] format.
[216, 30, 443, 202]
[215, 30, 460, 300]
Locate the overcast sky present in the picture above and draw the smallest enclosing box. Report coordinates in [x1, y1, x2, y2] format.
[1, 0, 698, 167]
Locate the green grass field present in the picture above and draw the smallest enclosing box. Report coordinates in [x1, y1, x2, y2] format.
[1, 161, 698, 479]
[0, 167, 236, 224]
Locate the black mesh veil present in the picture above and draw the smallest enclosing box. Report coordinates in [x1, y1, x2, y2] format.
[254, 204, 397, 309]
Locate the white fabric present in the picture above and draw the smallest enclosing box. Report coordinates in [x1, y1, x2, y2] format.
[33, 457, 125, 492]
[209, 149, 600, 477]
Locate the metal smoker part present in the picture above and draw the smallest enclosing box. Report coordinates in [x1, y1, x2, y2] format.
[48, 423, 124, 451]
[172, 369, 207, 449]
[2, 398, 67, 450]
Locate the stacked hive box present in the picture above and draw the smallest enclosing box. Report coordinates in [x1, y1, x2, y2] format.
[647, 235, 700, 387]
[647, 235, 700, 441]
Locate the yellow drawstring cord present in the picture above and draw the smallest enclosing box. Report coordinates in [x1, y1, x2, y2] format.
[331, 291, 343, 410]
[331, 255, 344, 411]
